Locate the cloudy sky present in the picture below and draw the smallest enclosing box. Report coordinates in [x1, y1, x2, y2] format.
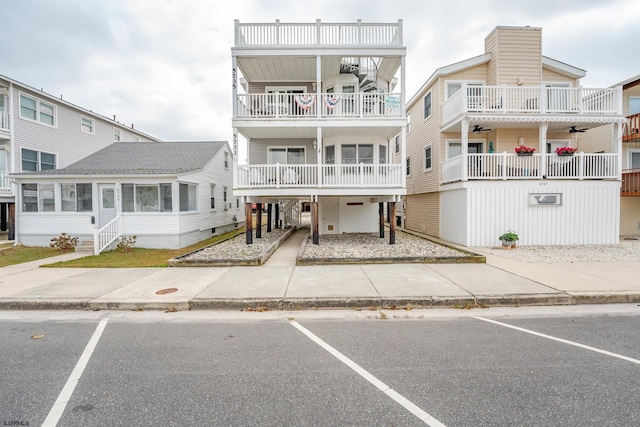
[4, 0, 640, 158]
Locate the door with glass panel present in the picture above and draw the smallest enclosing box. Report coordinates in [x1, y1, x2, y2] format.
[98, 184, 116, 228]
[268, 147, 305, 185]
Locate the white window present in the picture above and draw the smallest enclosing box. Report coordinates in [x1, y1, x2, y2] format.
[395, 135, 400, 154]
[19, 93, 56, 126]
[224, 152, 229, 169]
[341, 144, 373, 164]
[61, 183, 92, 212]
[21, 183, 54, 212]
[113, 128, 121, 142]
[423, 92, 432, 119]
[133, 136, 140, 142]
[406, 156, 411, 177]
[407, 113, 411, 134]
[325, 145, 335, 164]
[223, 186, 228, 209]
[21, 148, 56, 172]
[629, 149, 640, 170]
[179, 183, 197, 212]
[210, 184, 216, 210]
[630, 97, 640, 115]
[424, 145, 432, 171]
[121, 183, 172, 212]
[268, 147, 305, 164]
[81, 116, 94, 134]
[446, 139, 485, 159]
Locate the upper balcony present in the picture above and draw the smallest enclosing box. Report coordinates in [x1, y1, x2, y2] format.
[235, 92, 403, 120]
[442, 85, 622, 126]
[234, 20, 403, 48]
[623, 113, 640, 142]
[621, 169, 640, 196]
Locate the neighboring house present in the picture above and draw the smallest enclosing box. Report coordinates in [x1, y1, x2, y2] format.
[11, 141, 239, 252]
[0, 73, 161, 238]
[231, 19, 407, 244]
[579, 74, 640, 236]
[404, 26, 626, 247]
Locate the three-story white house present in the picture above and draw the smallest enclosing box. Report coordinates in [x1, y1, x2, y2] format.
[0, 74, 161, 238]
[231, 19, 407, 244]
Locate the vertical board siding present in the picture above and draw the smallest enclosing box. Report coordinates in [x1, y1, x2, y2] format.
[440, 182, 621, 246]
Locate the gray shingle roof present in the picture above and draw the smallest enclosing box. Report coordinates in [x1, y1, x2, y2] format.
[15, 141, 228, 176]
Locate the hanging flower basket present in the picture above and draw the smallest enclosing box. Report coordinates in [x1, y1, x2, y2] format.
[555, 146, 577, 156]
[515, 146, 535, 156]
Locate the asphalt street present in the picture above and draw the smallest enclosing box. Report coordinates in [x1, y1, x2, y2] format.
[1, 305, 639, 426]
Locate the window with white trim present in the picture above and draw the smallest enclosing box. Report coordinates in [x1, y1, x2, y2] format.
[121, 183, 172, 212]
[394, 135, 400, 154]
[210, 184, 216, 210]
[21, 148, 56, 172]
[407, 113, 411, 134]
[19, 93, 56, 126]
[113, 128, 121, 142]
[630, 96, 640, 115]
[268, 147, 305, 164]
[133, 136, 140, 142]
[406, 156, 411, 177]
[424, 144, 432, 171]
[341, 144, 373, 164]
[81, 116, 94, 134]
[629, 149, 640, 169]
[21, 183, 54, 212]
[223, 186, 228, 209]
[423, 91, 432, 119]
[61, 183, 93, 212]
[179, 183, 197, 212]
[224, 151, 229, 168]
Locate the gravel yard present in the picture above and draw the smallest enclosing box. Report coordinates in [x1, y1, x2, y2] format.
[473, 238, 640, 263]
[181, 228, 289, 261]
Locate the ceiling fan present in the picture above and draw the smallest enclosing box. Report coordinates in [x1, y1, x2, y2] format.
[569, 126, 588, 133]
[472, 125, 492, 134]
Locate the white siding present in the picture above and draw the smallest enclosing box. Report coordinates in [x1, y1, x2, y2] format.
[440, 181, 620, 246]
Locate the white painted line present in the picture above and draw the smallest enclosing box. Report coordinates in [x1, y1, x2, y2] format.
[42, 318, 109, 427]
[289, 320, 446, 426]
[474, 316, 640, 365]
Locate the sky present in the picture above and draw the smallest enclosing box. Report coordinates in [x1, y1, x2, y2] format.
[4, 0, 640, 160]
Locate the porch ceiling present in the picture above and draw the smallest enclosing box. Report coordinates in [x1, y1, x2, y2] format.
[237, 56, 341, 82]
[443, 115, 627, 134]
[237, 124, 401, 140]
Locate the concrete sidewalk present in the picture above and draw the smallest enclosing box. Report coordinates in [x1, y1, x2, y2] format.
[0, 239, 639, 311]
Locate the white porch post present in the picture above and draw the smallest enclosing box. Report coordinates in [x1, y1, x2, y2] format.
[232, 128, 238, 188]
[461, 118, 469, 181]
[231, 56, 238, 119]
[400, 54, 406, 111]
[614, 121, 623, 180]
[317, 127, 322, 187]
[401, 126, 407, 188]
[539, 122, 548, 178]
[316, 55, 321, 118]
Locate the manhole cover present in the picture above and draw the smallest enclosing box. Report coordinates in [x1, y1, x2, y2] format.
[155, 288, 178, 295]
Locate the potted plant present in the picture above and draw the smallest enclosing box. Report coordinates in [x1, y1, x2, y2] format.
[555, 146, 578, 156]
[499, 231, 519, 248]
[514, 146, 536, 156]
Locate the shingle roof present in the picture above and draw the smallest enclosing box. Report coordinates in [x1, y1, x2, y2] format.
[15, 141, 228, 176]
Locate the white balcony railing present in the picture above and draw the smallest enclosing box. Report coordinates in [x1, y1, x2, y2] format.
[442, 153, 619, 183]
[442, 85, 621, 124]
[0, 172, 8, 189]
[0, 112, 9, 132]
[236, 93, 402, 119]
[235, 20, 403, 47]
[236, 164, 403, 189]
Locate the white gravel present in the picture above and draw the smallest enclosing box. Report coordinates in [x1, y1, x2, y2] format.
[182, 228, 289, 261]
[473, 238, 640, 263]
[301, 231, 465, 259]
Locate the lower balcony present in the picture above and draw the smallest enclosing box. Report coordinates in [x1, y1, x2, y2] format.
[235, 164, 403, 191]
[442, 153, 619, 183]
[622, 169, 640, 196]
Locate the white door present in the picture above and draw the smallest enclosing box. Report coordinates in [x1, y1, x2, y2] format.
[98, 184, 116, 228]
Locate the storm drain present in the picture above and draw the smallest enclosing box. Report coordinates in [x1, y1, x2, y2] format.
[155, 288, 178, 295]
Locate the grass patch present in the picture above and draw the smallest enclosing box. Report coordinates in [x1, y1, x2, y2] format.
[0, 245, 74, 268]
[43, 229, 245, 268]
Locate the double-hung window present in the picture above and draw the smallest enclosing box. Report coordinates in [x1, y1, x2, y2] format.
[210, 184, 216, 210]
[179, 183, 197, 212]
[21, 148, 56, 172]
[21, 183, 55, 212]
[81, 116, 95, 134]
[423, 92, 432, 119]
[113, 128, 121, 142]
[19, 93, 56, 126]
[61, 183, 93, 212]
[424, 145, 432, 171]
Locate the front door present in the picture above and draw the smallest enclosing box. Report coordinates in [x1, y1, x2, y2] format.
[98, 184, 116, 228]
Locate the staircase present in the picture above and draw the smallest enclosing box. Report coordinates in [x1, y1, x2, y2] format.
[281, 200, 301, 228]
[340, 57, 380, 93]
[75, 240, 94, 254]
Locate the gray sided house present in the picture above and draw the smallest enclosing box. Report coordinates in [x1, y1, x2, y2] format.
[12, 141, 239, 252]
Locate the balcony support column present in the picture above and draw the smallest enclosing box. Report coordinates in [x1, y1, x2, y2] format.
[316, 55, 321, 119]
[317, 127, 322, 187]
[256, 203, 262, 238]
[245, 202, 253, 245]
[274, 203, 280, 229]
[461, 118, 469, 181]
[389, 201, 396, 245]
[538, 122, 548, 178]
[379, 202, 384, 238]
[311, 197, 319, 245]
[266, 203, 272, 233]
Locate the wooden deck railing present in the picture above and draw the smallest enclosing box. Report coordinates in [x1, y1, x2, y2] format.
[235, 20, 403, 47]
[623, 113, 640, 142]
[235, 92, 402, 119]
[235, 164, 403, 189]
[621, 169, 640, 196]
[442, 152, 619, 183]
[442, 85, 621, 124]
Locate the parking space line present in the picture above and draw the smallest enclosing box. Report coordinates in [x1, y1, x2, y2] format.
[42, 318, 109, 427]
[474, 316, 640, 365]
[289, 320, 446, 426]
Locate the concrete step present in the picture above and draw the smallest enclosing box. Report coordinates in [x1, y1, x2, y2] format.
[75, 240, 94, 253]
